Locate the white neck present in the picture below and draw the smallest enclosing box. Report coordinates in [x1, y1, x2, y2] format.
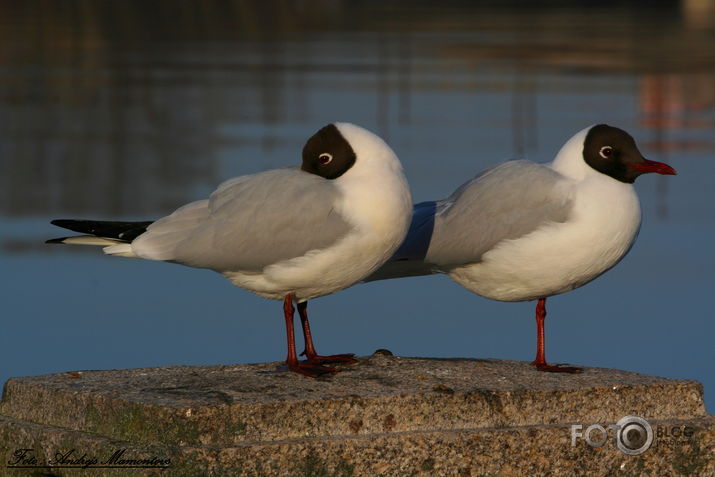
[331, 123, 412, 234]
[549, 125, 602, 182]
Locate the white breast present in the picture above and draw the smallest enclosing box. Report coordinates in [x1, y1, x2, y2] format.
[448, 176, 641, 302]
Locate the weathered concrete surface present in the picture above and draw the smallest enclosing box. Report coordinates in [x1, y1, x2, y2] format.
[1, 414, 713, 477]
[0, 354, 713, 476]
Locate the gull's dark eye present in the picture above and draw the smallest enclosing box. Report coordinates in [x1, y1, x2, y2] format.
[319, 153, 333, 165]
[599, 146, 613, 159]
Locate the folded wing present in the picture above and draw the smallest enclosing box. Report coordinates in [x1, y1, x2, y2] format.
[425, 160, 573, 268]
[131, 168, 352, 272]
[367, 160, 573, 281]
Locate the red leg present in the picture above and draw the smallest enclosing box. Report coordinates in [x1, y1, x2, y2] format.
[532, 298, 547, 366]
[530, 298, 582, 373]
[298, 301, 357, 365]
[283, 294, 336, 377]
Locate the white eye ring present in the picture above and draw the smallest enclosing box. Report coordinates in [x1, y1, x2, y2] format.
[319, 153, 333, 165]
[599, 146, 614, 159]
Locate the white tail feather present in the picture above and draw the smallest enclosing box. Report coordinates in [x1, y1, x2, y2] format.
[103, 243, 137, 257]
[58, 236, 123, 246]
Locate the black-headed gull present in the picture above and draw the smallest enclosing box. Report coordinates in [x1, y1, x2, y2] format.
[48, 123, 413, 377]
[368, 124, 676, 373]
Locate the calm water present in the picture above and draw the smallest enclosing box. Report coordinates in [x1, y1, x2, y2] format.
[1, 2, 714, 412]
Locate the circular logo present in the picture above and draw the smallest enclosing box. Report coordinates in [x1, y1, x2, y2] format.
[615, 416, 653, 455]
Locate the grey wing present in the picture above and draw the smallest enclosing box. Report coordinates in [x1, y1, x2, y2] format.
[425, 160, 573, 268]
[365, 160, 573, 282]
[131, 168, 352, 272]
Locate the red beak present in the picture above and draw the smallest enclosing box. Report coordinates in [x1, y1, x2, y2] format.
[628, 159, 677, 175]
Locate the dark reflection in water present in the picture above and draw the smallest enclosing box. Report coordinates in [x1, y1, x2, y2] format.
[1, 1, 714, 218]
[1, 2, 714, 412]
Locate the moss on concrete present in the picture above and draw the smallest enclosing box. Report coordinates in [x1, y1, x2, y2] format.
[0, 356, 713, 476]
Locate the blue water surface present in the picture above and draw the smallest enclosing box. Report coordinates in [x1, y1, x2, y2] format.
[1, 2, 713, 413]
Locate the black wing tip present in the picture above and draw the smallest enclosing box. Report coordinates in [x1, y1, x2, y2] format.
[50, 219, 81, 228]
[47, 219, 153, 242]
[46, 237, 67, 244]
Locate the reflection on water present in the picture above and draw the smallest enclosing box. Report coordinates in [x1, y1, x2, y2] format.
[1, 2, 714, 411]
[2, 1, 714, 219]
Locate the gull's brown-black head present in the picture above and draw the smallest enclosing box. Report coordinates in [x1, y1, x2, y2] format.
[583, 124, 677, 183]
[302, 124, 357, 180]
